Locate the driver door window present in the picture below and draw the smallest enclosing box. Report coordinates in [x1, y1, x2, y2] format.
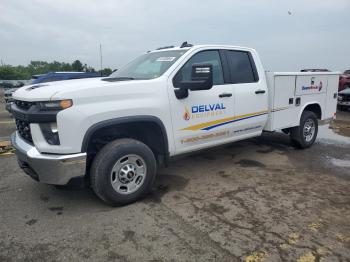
[175, 50, 224, 85]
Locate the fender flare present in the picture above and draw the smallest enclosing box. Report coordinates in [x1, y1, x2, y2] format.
[81, 115, 169, 157]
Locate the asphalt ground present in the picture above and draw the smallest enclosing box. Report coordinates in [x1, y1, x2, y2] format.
[0, 88, 349, 261]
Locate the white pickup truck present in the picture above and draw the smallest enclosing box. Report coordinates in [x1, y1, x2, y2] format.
[11, 43, 339, 205]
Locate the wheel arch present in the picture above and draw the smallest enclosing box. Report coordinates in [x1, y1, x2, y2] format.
[299, 102, 322, 122]
[82, 115, 169, 165]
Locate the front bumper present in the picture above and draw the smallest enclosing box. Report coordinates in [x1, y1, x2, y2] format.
[11, 132, 86, 185]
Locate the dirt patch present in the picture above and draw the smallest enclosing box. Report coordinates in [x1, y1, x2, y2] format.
[48, 206, 64, 211]
[0, 140, 15, 156]
[235, 159, 266, 168]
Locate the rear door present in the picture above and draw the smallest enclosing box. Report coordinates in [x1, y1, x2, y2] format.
[224, 50, 268, 137]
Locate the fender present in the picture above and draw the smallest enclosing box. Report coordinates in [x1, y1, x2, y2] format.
[81, 115, 169, 158]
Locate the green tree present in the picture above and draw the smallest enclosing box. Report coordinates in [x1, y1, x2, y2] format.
[99, 68, 113, 76]
[72, 60, 83, 72]
[0, 60, 112, 80]
[0, 65, 30, 80]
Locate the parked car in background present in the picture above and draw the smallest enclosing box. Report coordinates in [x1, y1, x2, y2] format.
[29, 71, 100, 85]
[338, 70, 350, 92]
[4, 82, 25, 112]
[1, 81, 25, 90]
[4, 72, 101, 113]
[338, 88, 350, 111]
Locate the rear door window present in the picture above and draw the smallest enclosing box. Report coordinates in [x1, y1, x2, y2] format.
[226, 51, 258, 84]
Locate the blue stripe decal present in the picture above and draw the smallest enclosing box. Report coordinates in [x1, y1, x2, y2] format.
[201, 113, 267, 131]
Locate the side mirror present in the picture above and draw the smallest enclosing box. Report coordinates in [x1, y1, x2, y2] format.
[180, 63, 213, 91]
[174, 63, 213, 99]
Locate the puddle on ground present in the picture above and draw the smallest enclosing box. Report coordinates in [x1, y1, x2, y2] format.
[317, 123, 350, 145]
[329, 157, 350, 168]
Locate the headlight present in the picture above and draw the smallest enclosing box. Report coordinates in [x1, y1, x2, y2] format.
[338, 96, 343, 101]
[38, 99, 73, 111]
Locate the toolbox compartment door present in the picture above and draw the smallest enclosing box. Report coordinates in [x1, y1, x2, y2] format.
[270, 75, 300, 130]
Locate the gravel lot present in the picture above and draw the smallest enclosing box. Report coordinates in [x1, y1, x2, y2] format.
[0, 88, 349, 261]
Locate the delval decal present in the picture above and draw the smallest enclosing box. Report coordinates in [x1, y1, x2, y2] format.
[302, 77, 323, 91]
[182, 110, 268, 131]
[191, 103, 226, 113]
[183, 103, 226, 120]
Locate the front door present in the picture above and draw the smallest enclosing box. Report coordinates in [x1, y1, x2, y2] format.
[167, 50, 235, 154]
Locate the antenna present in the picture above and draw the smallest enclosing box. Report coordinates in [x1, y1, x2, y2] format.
[99, 44, 103, 77]
[180, 41, 193, 48]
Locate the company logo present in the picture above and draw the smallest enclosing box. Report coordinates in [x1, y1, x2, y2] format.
[183, 103, 226, 120]
[183, 107, 191, 121]
[302, 78, 323, 91]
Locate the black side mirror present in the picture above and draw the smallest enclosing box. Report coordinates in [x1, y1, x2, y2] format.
[181, 63, 213, 90]
[174, 63, 213, 99]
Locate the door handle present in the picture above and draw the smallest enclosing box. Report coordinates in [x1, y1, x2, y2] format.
[255, 89, 266, 94]
[219, 93, 232, 98]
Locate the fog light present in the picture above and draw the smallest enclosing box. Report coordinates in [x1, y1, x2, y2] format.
[40, 123, 60, 145]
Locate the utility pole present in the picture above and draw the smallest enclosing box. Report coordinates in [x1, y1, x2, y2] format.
[99, 44, 103, 77]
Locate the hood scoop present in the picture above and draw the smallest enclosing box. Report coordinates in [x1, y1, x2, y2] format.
[26, 84, 49, 91]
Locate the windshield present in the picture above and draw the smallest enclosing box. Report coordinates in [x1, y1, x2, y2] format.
[109, 50, 187, 80]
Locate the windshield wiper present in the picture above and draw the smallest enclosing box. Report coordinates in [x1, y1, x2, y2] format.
[102, 77, 135, 82]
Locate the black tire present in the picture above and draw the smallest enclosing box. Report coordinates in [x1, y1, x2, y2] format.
[290, 111, 318, 149]
[90, 138, 157, 206]
[281, 128, 290, 134]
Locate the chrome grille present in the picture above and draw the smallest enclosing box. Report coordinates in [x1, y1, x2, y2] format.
[341, 94, 350, 102]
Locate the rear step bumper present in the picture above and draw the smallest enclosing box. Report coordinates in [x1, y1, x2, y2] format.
[11, 132, 86, 185]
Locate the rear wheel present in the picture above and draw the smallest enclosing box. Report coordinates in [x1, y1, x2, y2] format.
[90, 138, 157, 206]
[290, 111, 318, 149]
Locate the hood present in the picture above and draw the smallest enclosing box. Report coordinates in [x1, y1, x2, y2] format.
[12, 77, 108, 101]
[339, 88, 350, 95]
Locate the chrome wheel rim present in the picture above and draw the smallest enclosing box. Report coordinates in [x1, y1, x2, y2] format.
[303, 119, 315, 142]
[111, 154, 147, 194]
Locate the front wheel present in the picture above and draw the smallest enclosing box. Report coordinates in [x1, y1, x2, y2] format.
[90, 138, 157, 206]
[290, 111, 318, 149]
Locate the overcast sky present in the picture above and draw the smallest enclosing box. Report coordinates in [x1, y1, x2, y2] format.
[1, 0, 349, 72]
